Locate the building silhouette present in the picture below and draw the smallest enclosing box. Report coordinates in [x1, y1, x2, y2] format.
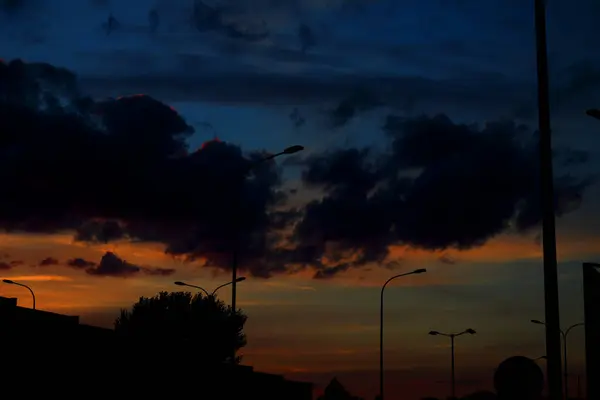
[583, 263, 600, 400]
[0, 296, 312, 399]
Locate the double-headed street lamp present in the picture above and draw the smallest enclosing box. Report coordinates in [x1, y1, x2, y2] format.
[531, 319, 584, 399]
[428, 328, 477, 399]
[174, 277, 246, 297]
[378, 268, 427, 400]
[2, 279, 36, 309]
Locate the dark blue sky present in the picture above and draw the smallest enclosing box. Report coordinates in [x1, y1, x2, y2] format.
[1, 1, 599, 398]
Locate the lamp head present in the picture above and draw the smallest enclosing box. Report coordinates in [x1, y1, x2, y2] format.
[174, 281, 186, 286]
[236, 277, 247, 282]
[2, 279, 14, 284]
[465, 328, 476, 335]
[531, 319, 544, 325]
[283, 145, 304, 154]
[413, 268, 427, 274]
[428, 330, 440, 336]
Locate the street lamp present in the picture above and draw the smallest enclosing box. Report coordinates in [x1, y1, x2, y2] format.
[3, 279, 36, 309]
[174, 277, 246, 297]
[428, 328, 477, 399]
[533, 1, 563, 399]
[230, 144, 303, 363]
[379, 268, 427, 400]
[534, 355, 548, 361]
[531, 319, 584, 399]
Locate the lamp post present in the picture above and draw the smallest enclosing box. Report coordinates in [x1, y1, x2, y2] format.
[428, 328, 477, 399]
[378, 268, 427, 400]
[533, 1, 563, 399]
[3, 279, 36, 309]
[174, 277, 246, 297]
[531, 319, 584, 399]
[230, 144, 304, 363]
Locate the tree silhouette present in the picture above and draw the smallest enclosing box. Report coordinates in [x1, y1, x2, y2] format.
[115, 291, 247, 364]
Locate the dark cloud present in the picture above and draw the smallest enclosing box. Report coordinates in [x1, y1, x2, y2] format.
[191, 1, 269, 42]
[66, 258, 96, 269]
[86, 252, 139, 277]
[142, 267, 176, 277]
[78, 71, 527, 108]
[85, 252, 175, 277]
[0, 58, 593, 279]
[327, 88, 384, 128]
[298, 23, 317, 53]
[0, 0, 25, 13]
[9, 260, 23, 266]
[290, 114, 592, 276]
[289, 108, 306, 128]
[439, 254, 457, 265]
[0, 262, 11, 270]
[39, 257, 59, 266]
[0, 58, 287, 278]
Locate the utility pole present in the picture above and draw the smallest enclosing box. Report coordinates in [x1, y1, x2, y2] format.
[533, 1, 563, 399]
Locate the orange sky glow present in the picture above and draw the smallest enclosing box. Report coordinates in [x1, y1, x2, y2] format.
[0, 228, 593, 399]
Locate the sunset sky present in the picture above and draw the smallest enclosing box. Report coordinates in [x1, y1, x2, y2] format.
[1, 1, 600, 399]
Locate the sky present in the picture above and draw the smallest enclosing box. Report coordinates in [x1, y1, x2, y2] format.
[1, 1, 600, 399]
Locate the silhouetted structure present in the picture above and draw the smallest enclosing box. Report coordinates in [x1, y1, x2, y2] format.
[318, 378, 363, 400]
[0, 296, 311, 399]
[494, 356, 544, 400]
[115, 291, 247, 364]
[583, 262, 600, 400]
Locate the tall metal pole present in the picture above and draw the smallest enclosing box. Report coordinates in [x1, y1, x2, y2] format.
[450, 335, 456, 399]
[534, 1, 563, 400]
[563, 323, 585, 399]
[231, 182, 241, 364]
[379, 269, 426, 400]
[379, 286, 385, 400]
[563, 332, 568, 400]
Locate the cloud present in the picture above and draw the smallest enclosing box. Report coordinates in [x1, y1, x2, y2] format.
[0, 275, 72, 282]
[0, 262, 12, 270]
[86, 252, 175, 277]
[79, 70, 528, 109]
[39, 257, 59, 266]
[86, 252, 140, 277]
[142, 267, 176, 276]
[289, 114, 593, 277]
[438, 254, 456, 265]
[0, 58, 593, 280]
[66, 258, 96, 269]
[0, 58, 286, 277]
